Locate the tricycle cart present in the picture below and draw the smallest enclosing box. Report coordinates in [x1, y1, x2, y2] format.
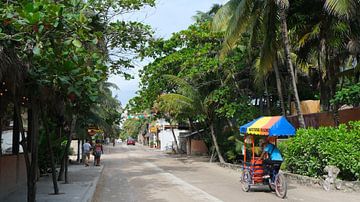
[239, 116, 295, 198]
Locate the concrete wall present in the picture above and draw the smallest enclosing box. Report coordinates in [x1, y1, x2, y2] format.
[159, 129, 177, 151]
[159, 129, 189, 151]
[0, 154, 27, 200]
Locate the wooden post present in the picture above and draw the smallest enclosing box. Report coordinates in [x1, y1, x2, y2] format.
[243, 134, 246, 167]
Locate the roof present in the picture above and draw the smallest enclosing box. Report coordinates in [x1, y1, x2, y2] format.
[239, 116, 295, 137]
[179, 129, 205, 138]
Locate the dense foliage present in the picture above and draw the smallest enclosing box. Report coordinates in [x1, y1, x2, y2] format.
[128, 1, 360, 163]
[280, 121, 360, 181]
[120, 118, 147, 140]
[0, 0, 154, 200]
[331, 82, 360, 106]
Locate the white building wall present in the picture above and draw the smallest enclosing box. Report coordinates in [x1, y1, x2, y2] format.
[159, 129, 188, 151]
[155, 118, 189, 151]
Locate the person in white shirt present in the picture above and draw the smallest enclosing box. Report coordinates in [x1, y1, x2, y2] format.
[83, 140, 92, 166]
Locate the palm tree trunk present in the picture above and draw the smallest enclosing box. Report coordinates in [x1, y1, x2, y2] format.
[264, 77, 271, 115]
[273, 58, 286, 115]
[209, 121, 225, 163]
[170, 121, 179, 153]
[278, 6, 305, 128]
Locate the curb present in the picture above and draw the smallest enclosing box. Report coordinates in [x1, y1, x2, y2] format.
[82, 165, 104, 202]
[217, 162, 360, 192]
[284, 172, 360, 192]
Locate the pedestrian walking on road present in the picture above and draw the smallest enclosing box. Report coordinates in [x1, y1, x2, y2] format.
[83, 140, 92, 166]
[94, 139, 103, 166]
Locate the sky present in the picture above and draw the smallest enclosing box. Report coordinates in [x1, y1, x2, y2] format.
[108, 0, 227, 106]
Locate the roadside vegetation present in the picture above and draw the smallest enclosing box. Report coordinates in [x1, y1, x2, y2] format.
[126, 0, 360, 174]
[280, 121, 360, 181]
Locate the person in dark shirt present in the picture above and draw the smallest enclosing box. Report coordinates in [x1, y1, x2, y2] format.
[260, 139, 283, 178]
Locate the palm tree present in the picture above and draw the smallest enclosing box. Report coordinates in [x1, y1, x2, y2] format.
[277, 1, 305, 127]
[212, 0, 306, 127]
[154, 93, 193, 153]
[156, 75, 226, 163]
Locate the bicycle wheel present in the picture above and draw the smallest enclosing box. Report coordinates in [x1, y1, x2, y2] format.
[275, 173, 287, 198]
[241, 170, 251, 192]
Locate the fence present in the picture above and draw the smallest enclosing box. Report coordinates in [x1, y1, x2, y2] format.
[287, 107, 360, 129]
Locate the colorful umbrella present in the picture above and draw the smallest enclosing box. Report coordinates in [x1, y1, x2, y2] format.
[239, 116, 295, 136]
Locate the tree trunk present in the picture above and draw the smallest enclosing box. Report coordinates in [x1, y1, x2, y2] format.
[0, 96, 2, 156]
[209, 122, 225, 163]
[278, 6, 305, 128]
[64, 115, 77, 184]
[226, 119, 234, 131]
[259, 96, 264, 114]
[264, 77, 271, 115]
[77, 139, 80, 162]
[14, 98, 33, 202]
[57, 157, 65, 181]
[170, 121, 179, 153]
[57, 127, 65, 181]
[273, 58, 286, 115]
[42, 113, 59, 194]
[22, 97, 40, 202]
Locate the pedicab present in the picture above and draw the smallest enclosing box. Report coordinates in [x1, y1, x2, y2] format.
[239, 116, 295, 198]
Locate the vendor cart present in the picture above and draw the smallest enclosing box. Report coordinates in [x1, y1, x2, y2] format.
[239, 116, 295, 198]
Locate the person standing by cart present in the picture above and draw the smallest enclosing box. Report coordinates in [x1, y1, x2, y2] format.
[260, 139, 283, 178]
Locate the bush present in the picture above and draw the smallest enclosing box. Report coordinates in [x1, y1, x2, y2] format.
[280, 121, 360, 181]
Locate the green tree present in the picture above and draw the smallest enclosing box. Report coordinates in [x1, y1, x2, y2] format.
[0, 0, 154, 201]
[212, 0, 306, 127]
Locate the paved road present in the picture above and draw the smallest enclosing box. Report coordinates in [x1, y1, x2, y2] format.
[92, 144, 360, 202]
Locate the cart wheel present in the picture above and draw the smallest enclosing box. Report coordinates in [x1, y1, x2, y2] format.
[275, 173, 287, 198]
[241, 170, 251, 192]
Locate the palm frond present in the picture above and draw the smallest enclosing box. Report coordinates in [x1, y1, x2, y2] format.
[159, 93, 194, 109]
[324, 0, 359, 18]
[298, 23, 321, 48]
[220, 0, 254, 59]
[259, 0, 277, 78]
[162, 74, 199, 101]
[103, 82, 119, 90]
[212, 0, 239, 32]
[254, 57, 267, 85]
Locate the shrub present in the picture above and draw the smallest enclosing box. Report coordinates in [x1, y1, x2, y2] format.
[280, 121, 360, 181]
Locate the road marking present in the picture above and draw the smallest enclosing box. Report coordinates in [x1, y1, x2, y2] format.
[143, 162, 223, 202]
